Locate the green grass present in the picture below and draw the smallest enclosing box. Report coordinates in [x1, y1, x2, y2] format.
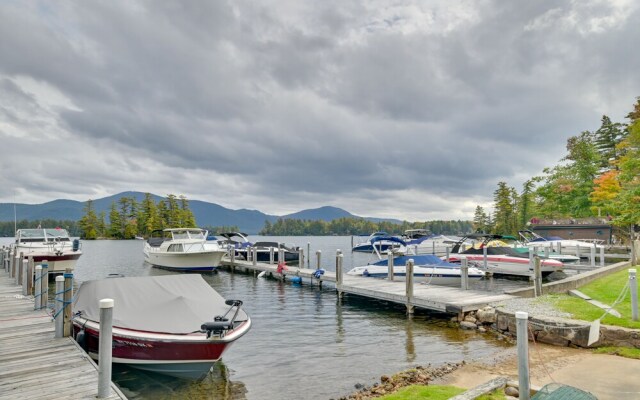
[541, 268, 640, 329]
[592, 346, 640, 359]
[377, 385, 505, 400]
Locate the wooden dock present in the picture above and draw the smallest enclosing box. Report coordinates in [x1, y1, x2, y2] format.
[0, 271, 126, 400]
[219, 258, 514, 314]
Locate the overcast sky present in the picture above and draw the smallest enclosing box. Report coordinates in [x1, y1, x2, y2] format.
[1, 1, 638, 221]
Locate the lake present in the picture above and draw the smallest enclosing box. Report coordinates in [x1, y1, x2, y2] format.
[1, 236, 522, 400]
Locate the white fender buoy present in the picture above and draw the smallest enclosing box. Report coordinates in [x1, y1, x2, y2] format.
[257, 271, 267, 278]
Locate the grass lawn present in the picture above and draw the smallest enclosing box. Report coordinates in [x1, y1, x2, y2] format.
[542, 268, 640, 329]
[378, 385, 506, 400]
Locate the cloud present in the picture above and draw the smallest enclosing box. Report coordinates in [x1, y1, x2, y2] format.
[0, 0, 638, 220]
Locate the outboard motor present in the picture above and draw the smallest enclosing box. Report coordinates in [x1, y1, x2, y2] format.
[201, 300, 244, 338]
[72, 239, 80, 252]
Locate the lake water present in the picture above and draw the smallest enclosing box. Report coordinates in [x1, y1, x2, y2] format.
[1, 236, 522, 400]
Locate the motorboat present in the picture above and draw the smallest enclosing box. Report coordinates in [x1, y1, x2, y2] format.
[447, 234, 564, 277]
[143, 228, 226, 272]
[519, 229, 604, 256]
[347, 253, 485, 285]
[352, 232, 401, 253]
[402, 230, 462, 257]
[494, 235, 580, 264]
[72, 274, 251, 379]
[13, 228, 82, 274]
[217, 232, 300, 264]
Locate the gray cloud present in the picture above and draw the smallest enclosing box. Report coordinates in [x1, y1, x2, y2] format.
[0, 0, 638, 220]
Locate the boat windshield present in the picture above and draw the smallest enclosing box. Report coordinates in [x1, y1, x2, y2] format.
[18, 228, 70, 242]
[171, 230, 205, 240]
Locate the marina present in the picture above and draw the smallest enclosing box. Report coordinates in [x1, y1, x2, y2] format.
[0, 236, 636, 399]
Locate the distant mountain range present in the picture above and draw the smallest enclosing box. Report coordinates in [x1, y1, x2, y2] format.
[0, 191, 402, 233]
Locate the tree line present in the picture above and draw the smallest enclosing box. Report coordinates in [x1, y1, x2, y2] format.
[259, 217, 472, 236]
[0, 220, 80, 237]
[475, 97, 640, 237]
[78, 193, 196, 239]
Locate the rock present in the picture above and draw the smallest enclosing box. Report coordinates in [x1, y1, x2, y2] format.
[464, 315, 477, 324]
[504, 386, 519, 397]
[380, 375, 390, 383]
[477, 307, 497, 324]
[354, 383, 364, 389]
[536, 331, 570, 347]
[497, 313, 509, 331]
[460, 321, 477, 330]
[478, 326, 486, 333]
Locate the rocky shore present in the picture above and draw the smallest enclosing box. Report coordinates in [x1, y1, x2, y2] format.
[336, 362, 464, 400]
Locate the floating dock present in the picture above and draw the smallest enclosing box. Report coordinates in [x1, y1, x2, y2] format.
[0, 270, 126, 400]
[219, 258, 513, 314]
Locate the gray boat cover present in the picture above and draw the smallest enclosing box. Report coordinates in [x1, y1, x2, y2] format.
[73, 274, 248, 334]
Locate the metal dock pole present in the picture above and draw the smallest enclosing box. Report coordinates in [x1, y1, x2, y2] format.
[516, 311, 531, 400]
[336, 252, 343, 298]
[98, 298, 114, 398]
[630, 269, 638, 321]
[533, 257, 542, 297]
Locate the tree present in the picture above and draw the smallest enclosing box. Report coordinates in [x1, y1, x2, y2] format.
[78, 200, 99, 239]
[492, 182, 518, 235]
[472, 206, 490, 233]
[593, 115, 626, 170]
[589, 170, 621, 217]
[108, 202, 123, 239]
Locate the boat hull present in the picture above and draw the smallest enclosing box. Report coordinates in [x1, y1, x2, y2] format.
[144, 248, 226, 272]
[73, 318, 251, 379]
[447, 255, 562, 277]
[14, 247, 82, 273]
[347, 265, 485, 285]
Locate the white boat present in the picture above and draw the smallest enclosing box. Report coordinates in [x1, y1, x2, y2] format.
[347, 254, 485, 285]
[447, 234, 564, 277]
[403, 230, 463, 257]
[143, 228, 226, 272]
[519, 230, 604, 256]
[352, 232, 401, 253]
[13, 228, 82, 274]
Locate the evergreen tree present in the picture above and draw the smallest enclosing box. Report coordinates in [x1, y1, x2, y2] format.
[78, 200, 99, 239]
[593, 115, 626, 170]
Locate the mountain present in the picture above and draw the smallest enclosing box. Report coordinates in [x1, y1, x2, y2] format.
[0, 192, 398, 233]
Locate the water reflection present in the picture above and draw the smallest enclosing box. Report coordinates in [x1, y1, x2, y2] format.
[404, 316, 415, 363]
[114, 361, 247, 400]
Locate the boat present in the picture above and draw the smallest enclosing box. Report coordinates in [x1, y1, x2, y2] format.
[402, 230, 463, 257]
[347, 253, 485, 285]
[72, 274, 251, 379]
[13, 228, 82, 274]
[352, 232, 401, 253]
[217, 232, 300, 263]
[447, 234, 564, 277]
[494, 235, 580, 264]
[519, 229, 604, 256]
[143, 228, 226, 272]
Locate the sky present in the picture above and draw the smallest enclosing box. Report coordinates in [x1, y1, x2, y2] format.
[1, 1, 639, 221]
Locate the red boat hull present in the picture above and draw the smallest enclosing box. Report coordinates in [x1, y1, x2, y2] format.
[73, 318, 250, 379]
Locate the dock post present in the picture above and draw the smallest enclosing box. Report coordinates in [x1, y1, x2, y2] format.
[590, 245, 596, 267]
[17, 254, 24, 286]
[336, 253, 343, 298]
[40, 261, 48, 309]
[576, 244, 581, 259]
[461, 258, 469, 290]
[482, 246, 488, 271]
[387, 250, 394, 281]
[252, 247, 257, 266]
[307, 242, 310, 268]
[55, 276, 65, 338]
[34, 265, 42, 310]
[630, 269, 638, 321]
[600, 246, 605, 267]
[98, 298, 114, 398]
[230, 248, 235, 271]
[63, 269, 73, 337]
[278, 249, 284, 265]
[12, 254, 20, 280]
[516, 311, 531, 400]
[246, 246, 251, 262]
[269, 247, 274, 265]
[21, 259, 28, 296]
[533, 257, 542, 297]
[445, 246, 450, 262]
[27, 256, 34, 295]
[405, 259, 414, 314]
[316, 250, 321, 269]
[298, 248, 304, 268]
[543, 246, 549, 258]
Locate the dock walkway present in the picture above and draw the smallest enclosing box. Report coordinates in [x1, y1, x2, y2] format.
[219, 259, 514, 313]
[0, 271, 126, 400]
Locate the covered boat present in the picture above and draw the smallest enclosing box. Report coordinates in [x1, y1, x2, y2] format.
[72, 274, 251, 379]
[347, 254, 485, 285]
[352, 232, 402, 253]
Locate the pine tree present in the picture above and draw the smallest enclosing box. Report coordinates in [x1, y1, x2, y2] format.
[78, 200, 99, 239]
